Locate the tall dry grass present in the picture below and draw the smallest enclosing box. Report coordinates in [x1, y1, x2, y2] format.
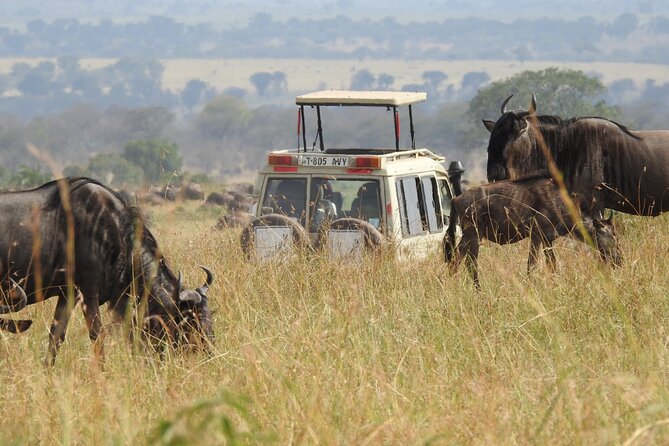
[1, 200, 668, 445]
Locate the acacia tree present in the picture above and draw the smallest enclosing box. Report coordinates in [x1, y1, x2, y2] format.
[196, 94, 251, 138]
[122, 139, 182, 184]
[469, 67, 620, 121]
[249, 71, 287, 97]
[87, 154, 144, 186]
[349, 70, 375, 90]
[463, 67, 621, 148]
[181, 79, 216, 111]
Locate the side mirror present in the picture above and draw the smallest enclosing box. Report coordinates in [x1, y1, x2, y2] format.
[447, 161, 465, 197]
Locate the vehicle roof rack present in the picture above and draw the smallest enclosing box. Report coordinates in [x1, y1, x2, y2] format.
[295, 90, 427, 153]
[296, 90, 426, 107]
[324, 148, 399, 155]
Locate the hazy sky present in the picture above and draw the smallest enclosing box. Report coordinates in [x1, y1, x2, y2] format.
[2, 0, 667, 27]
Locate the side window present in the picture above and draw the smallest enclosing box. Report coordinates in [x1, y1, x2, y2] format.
[421, 176, 442, 232]
[396, 176, 426, 236]
[439, 178, 453, 227]
[395, 180, 409, 235]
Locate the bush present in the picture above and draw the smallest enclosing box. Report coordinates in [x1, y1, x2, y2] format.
[123, 139, 183, 184]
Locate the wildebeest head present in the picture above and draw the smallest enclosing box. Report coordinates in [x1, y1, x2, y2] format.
[483, 94, 538, 182]
[126, 209, 215, 353]
[143, 263, 215, 352]
[584, 213, 621, 266]
[0, 279, 28, 315]
[174, 265, 215, 349]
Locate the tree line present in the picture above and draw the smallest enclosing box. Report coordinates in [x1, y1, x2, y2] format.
[1, 13, 668, 63]
[2, 67, 665, 190]
[0, 56, 220, 118]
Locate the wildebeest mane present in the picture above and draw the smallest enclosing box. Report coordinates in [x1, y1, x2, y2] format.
[533, 115, 642, 141]
[42, 177, 128, 210]
[114, 205, 179, 321]
[521, 116, 643, 194]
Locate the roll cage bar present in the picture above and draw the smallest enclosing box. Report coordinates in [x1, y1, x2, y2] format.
[295, 90, 427, 153]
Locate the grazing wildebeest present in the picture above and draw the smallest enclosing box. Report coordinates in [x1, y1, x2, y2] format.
[445, 174, 620, 288]
[0, 177, 214, 364]
[483, 94, 669, 216]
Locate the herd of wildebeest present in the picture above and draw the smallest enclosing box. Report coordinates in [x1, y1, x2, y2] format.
[0, 93, 667, 364]
[447, 94, 669, 288]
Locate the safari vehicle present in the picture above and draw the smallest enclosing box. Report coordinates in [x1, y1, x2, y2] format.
[240, 90, 465, 260]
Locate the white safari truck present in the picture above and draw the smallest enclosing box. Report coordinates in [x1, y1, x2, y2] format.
[240, 90, 465, 260]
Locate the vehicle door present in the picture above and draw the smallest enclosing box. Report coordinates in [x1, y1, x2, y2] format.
[394, 174, 449, 260]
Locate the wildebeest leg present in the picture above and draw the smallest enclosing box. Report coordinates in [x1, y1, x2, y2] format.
[82, 295, 105, 367]
[528, 234, 543, 273]
[458, 234, 480, 289]
[542, 240, 557, 271]
[45, 293, 77, 367]
[529, 233, 557, 274]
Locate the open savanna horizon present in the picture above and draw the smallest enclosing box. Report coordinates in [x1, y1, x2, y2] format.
[0, 58, 667, 96]
[0, 200, 668, 444]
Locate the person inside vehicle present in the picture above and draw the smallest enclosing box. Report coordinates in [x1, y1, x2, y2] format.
[350, 181, 381, 228]
[309, 178, 337, 230]
[272, 178, 307, 221]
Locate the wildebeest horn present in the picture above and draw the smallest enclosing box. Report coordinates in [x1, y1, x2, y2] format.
[196, 265, 214, 297]
[501, 94, 513, 114]
[0, 279, 28, 314]
[173, 270, 183, 302]
[604, 209, 614, 221]
[179, 290, 202, 304]
[528, 92, 537, 115]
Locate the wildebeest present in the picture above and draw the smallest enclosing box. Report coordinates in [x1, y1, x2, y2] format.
[483, 94, 669, 216]
[182, 183, 205, 201]
[0, 177, 214, 365]
[445, 174, 620, 288]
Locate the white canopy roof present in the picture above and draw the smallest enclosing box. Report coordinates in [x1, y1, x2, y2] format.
[296, 90, 427, 107]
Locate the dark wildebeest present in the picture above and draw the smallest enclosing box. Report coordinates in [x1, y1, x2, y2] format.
[445, 175, 620, 288]
[483, 94, 669, 216]
[0, 177, 214, 365]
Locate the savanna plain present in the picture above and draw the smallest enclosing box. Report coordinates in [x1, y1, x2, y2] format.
[1, 199, 668, 445]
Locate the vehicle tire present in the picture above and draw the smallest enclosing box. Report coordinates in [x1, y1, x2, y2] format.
[240, 213, 310, 258]
[316, 217, 384, 252]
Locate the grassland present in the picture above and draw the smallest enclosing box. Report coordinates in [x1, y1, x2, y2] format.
[152, 58, 669, 93]
[1, 199, 669, 445]
[1, 58, 669, 95]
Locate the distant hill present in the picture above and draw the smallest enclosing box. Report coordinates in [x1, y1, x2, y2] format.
[1, 12, 668, 64]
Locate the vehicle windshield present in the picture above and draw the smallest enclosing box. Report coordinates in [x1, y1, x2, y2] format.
[261, 177, 382, 231]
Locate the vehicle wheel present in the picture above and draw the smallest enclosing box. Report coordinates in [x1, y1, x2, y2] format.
[240, 213, 310, 258]
[316, 217, 384, 253]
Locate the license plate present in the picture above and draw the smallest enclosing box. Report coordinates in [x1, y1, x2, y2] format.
[297, 155, 349, 167]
